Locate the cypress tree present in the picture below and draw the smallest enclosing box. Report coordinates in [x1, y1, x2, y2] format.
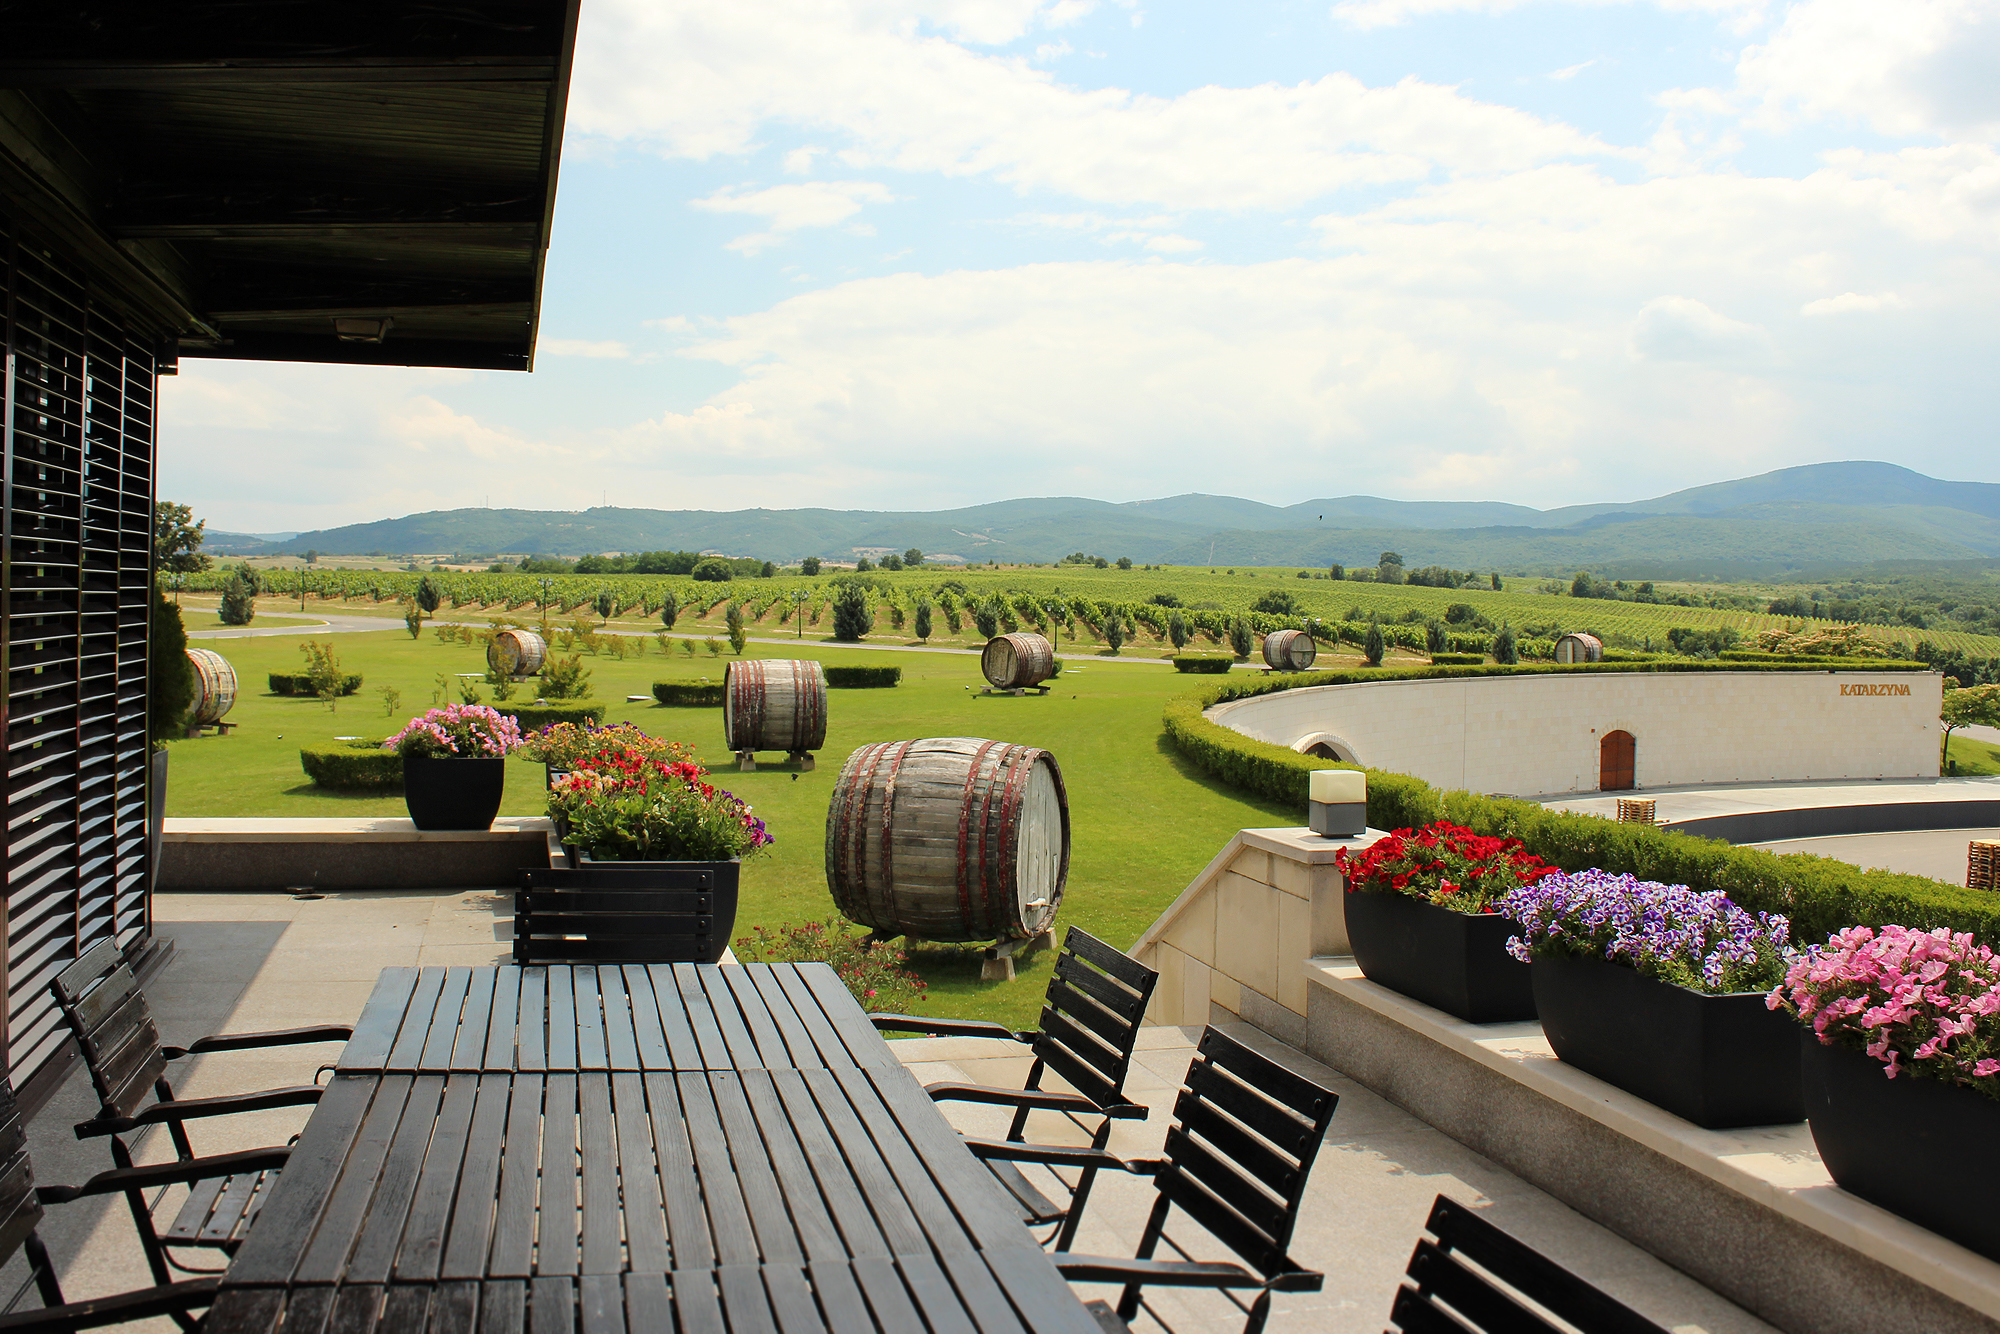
[914, 599, 933, 641]
[1168, 611, 1189, 650]
[725, 602, 747, 654]
[1494, 623, 1519, 665]
[832, 584, 873, 642]
[1364, 618, 1385, 667]
[659, 589, 679, 630]
[1228, 615, 1253, 660]
[218, 574, 255, 626]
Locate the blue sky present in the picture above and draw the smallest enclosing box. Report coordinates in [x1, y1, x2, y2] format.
[163, 0, 2000, 533]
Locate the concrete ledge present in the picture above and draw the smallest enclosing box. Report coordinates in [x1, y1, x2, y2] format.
[1302, 959, 2000, 1334]
[161, 817, 554, 890]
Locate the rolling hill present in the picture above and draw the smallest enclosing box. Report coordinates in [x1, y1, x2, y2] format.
[247, 462, 2000, 575]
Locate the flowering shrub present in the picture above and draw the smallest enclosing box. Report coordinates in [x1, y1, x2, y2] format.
[1334, 821, 1556, 914]
[519, 720, 691, 771]
[383, 704, 524, 759]
[1499, 870, 1795, 994]
[1770, 925, 2000, 1096]
[733, 919, 927, 1013]
[548, 744, 771, 862]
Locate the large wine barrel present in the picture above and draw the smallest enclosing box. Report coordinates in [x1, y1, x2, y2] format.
[186, 648, 238, 724]
[488, 628, 547, 678]
[981, 633, 1056, 689]
[826, 737, 1069, 943]
[724, 659, 828, 754]
[1262, 629, 1317, 671]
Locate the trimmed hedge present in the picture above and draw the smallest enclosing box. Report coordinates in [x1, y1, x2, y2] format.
[497, 701, 607, 730]
[1429, 653, 1484, 665]
[270, 672, 363, 696]
[1161, 661, 1998, 944]
[1172, 654, 1233, 674]
[652, 681, 725, 707]
[1719, 651, 1927, 668]
[824, 666, 901, 688]
[299, 739, 400, 789]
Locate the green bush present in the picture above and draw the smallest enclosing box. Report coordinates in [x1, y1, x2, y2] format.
[268, 672, 363, 696]
[149, 584, 196, 744]
[832, 584, 873, 641]
[1172, 654, 1234, 674]
[1161, 662, 2000, 944]
[824, 665, 901, 688]
[651, 680, 726, 707]
[496, 700, 606, 730]
[299, 739, 401, 789]
[1429, 652, 1484, 665]
[1719, 651, 1926, 667]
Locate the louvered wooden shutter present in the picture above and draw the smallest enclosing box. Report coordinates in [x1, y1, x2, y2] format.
[2, 212, 160, 1087]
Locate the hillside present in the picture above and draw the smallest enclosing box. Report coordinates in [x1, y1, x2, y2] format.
[247, 461, 2000, 574]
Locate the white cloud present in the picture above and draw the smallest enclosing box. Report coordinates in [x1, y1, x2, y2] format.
[1330, 0, 1764, 32]
[1629, 296, 1767, 362]
[571, 2, 1612, 211]
[692, 180, 896, 254]
[538, 338, 631, 358]
[1141, 233, 1203, 252]
[1035, 39, 1074, 61]
[1800, 291, 1909, 316]
[1738, 0, 2000, 141]
[1549, 59, 1596, 80]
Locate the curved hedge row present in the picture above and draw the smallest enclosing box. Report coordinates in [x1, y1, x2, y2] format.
[1162, 660, 1999, 943]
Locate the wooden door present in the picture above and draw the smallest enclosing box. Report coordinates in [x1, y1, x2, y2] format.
[1599, 731, 1635, 790]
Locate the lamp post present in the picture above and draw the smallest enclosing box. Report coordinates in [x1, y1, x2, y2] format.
[792, 589, 808, 639]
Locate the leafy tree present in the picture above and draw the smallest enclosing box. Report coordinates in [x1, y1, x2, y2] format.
[541, 653, 593, 699]
[972, 597, 1000, 640]
[801, 557, 822, 576]
[854, 557, 874, 572]
[832, 583, 873, 641]
[404, 602, 423, 638]
[1425, 621, 1447, 654]
[1490, 572, 1501, 590]
[299, 641, 345, 712]
[303, 549, 320, 564]
[760, 561, 777, 578]
[1115, 556, 1132, 570]
[1493, 623, 1519, 665]
[1329, 563, 1345, 580]
[880, 552, 904, 571]
[416, 574, 443, 619]
[1571, 571, 1599, 598]
[726, 602, 748, 654]
[904, 549, 924, 568]
[594, 589, 615, 622]
[1228, 615, 1253, 661]
[1942, 685, 2000, 765]
[1250, 590, 1298, 616]
[218, 573, 255, 626]
[659, 589, 679, 630]
[1376, 551, 1405, 585]
[692, 558, 734, 583]
[914, 599, 932, 641]
[1168, 611, 1189, 650]
[148, 583, 195, 744]
[1444, 603, 1480, 625]
[1363, 619, 1385, 667]
[1092, 555, 1109, 569]
[153, 501, 211, 576]
[1104, 615, 1125, 654]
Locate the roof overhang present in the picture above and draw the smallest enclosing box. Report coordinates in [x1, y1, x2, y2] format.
[0, 1, 579, 372]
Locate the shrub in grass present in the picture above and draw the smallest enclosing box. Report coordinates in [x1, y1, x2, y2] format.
[732, 919, 927, 1012]
[652, 680, 726, 707]
[300, 738, 402, 789]
[268, 672, 363, 696]
[824, 666, 901, 688]
[495, 700, 606, 730]
[149, 584, 196, 743]
[1363, 620, 1385, 666]
[1229, 615, 1253, 660]
[833, 584, 873, 641]
[541, 653, 593, 699]
[1172, 654, 1233, 674]
[1429, 652, 1484, 665]
[218, 574, 255, 626]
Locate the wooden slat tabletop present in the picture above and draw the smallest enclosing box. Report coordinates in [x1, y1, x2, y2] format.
[228, 964, 1098, 1332]
[335, 964, 895, 1075]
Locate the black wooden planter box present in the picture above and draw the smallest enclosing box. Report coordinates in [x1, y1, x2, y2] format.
[1344, 889, 1537, 1023]
[519, 855, 740, 965]
[1532, 955, 1804, 1128]
[1804, 1037, 2000, 1260]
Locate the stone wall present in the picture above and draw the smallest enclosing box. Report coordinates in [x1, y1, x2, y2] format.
[1208, 670, 1942, 797]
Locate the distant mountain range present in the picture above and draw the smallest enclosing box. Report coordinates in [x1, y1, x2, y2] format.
[234, 462, 2000, 576]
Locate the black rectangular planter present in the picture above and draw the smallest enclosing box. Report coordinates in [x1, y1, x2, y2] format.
[520, 855, 740, 965]
[1344, 889, 1537, 1023]
[1804, 1037, 2000, 1261]
[1532, 954, 1804, 1129]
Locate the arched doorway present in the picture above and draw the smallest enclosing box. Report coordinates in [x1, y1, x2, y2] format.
[1599, 731, 1635, 791]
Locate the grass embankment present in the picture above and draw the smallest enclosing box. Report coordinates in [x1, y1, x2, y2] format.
[1947, 734, 2000, 776]
[164, 630, 1292, 1030]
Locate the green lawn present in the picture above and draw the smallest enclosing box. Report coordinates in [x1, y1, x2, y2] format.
[1947, 734, 2000, 776]
[179, 607, 321, 631]
[163, 631, 1293, 1029]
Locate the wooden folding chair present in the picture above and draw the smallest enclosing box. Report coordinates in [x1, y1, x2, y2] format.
[0, 1072, 285, 1331]
[1388, 1195, 1669, 1334]
[974, 1026, 1339, 1334]
[515, 865, 730, 964]
[50, 940, 351, 1271]
[872, 927, 1159, 1248]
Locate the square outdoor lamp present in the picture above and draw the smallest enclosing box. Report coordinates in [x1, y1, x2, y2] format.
[1308, 769, 1367, 838]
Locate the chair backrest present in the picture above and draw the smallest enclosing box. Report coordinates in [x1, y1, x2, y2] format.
[0, 1074, 45, 1272]
[1390, 1195, 1669, 1334]
[515, 866, 725, 963]
[1148, 1026, 1338, 1280]
[51, 938, 166, 1119]
[1029, 928, 1159, 1112]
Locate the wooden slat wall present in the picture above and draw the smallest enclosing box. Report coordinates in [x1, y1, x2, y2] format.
[2, 204, 159, 1087]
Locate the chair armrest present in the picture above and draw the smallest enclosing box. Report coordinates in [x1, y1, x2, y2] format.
[1054, 1255, 1323, 1294]
[923, 1082, 1148, 1120]
[964, 1138, 1163, 1174]
[161, 1023, 355, 1058]
[870, 1014, 1036, 1043]
[75, 1084, 323, 1137]
[0, 1278, 219, 1332]
[37, 1147, 292, 1204]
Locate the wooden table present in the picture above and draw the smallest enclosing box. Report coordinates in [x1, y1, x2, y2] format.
[203, 965, 1099, 1333]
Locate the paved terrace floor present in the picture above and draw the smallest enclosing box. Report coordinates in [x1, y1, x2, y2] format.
[1, 888, 1772, 1333]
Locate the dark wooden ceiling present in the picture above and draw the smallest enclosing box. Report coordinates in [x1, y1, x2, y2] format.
[0, 1, 579, 371]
